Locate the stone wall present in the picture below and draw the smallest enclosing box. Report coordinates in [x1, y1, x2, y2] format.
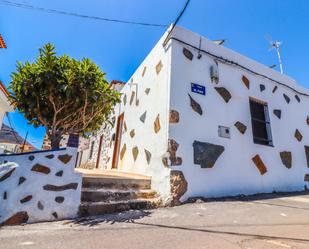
[0, 147, 82, 225]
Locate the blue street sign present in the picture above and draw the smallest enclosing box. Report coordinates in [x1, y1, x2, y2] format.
[191, 83, 206, 95]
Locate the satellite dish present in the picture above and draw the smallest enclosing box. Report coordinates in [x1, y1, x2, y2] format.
[265, 34, 284, 74]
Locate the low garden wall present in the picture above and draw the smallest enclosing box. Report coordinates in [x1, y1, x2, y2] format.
[0, 147, 82, 225]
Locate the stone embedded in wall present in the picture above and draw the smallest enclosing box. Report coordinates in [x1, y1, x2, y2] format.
[0, 168, 16, 182]
[20, 195, 32, 204]
[169, 110, 180, 123]
[142, 66, 147, 77]
[214, 87, 232, 103]
[156, 60, 163, 75]
[43, 183, 78, 191]
[295, 129, 303, 142]
[183, 47, 193, 61]
[29, 155, 35, 161]
[304, 174, 309, 182]
[132, 146, 139, 161]
[31, 164, 50, 175]
[242, 75, 250, 89]
[252, 154, 267, 175]
[280, 151, 292, 169]
[272, 86, 278, 93]
[55, 196, 65, 203]
[140, 111, 147, 123]
[154, 114, 161, 133]
[234, 121, 247, 134]
[1, 211, 29, 226]
[123, 94, 127, 106]
[130, 129, 135, 138]
[168, 139, 182, 166]
[52, 212, 58, 219]
[136, 99, 140, 106]
[18, 177, 26, 185]
[3, 191, 7, 200]
[144, 149, 152, 164]
[260, 84, 266, 92]
[283, 94, 290, 104]
[307, 116, 309, 126]
[123, 121, 127, 132]
[130, 91, 135, 105]
[193, 140, 224, 168]
[58, 154, 72, 164]
[145, 88, 151, 95]
[45, 154, 54, 159]
[273, 109, 282, 119]
[170, 170, 188, 206]
[162, 157, 169, 167]
[120, 144, 126, 160]
[295, 95, 301, 103]
[188, 94, 203, 115]
[55, 170, 63, 177]
[304, 146, 309, 168]
[37, 201, 44, 210]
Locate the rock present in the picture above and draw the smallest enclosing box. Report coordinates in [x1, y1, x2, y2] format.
[43, 183, 78, 191]
[260, 84, 266, 92]
[130, 129, 135, 138]
[29, 155, 35, 161]
[1, 211, 29, 226]
[283, 94, 290, 104]
[18, 177, 26, 185]
[162, 157, 169, 167]
[305, 174, 309, 182]
[142, 66, 147, 77]
[273, 109, 281, 119]
[154, 114, 161, 133]
[280, 151, 292, 169]
[167, 139, 182, 166]
[170, 170, 188, 206]
[193, 140, 224, 168]
[242, 75, 250, 89]
[123, 121, 127, 132]
[304, 146, 309, 168]
[295, 129, 303, 142]
[45, 154, 54, 159]
[120, 144, 126, 160]
[58, 154, 72, 164]
[123, 94, 127, 106]
[272, 86, 278, 93]
[214, 87, 232, 103]
[31, 164, 50, 175]
[3, 191, 7, 200]
[295, 95, 301, 103]
[55, 170, 63, 177]
[145, 88, 150, 95]
[169, 110, 180, 123]
[37, 201, 44, 210]
[188, 94, 203, 115]
[140, 111, 147, 123]
[129, 91, 135, 105]
[170, 157, 182, 166]
[132, 146, 139, 161]
[0, 168, 16, 182]
[20, 195, 32, 204]
[52, 212, 58, 219]
[55, 196, 65, 203]
[183, 47, 193, 61]
[252, 154, 267, 175]
[155, 61, 163, 74]
[234, 121, 247, 134]
[144, 149, 151, 164]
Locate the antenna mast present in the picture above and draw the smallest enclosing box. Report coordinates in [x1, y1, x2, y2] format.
[266, 35, 284, 74]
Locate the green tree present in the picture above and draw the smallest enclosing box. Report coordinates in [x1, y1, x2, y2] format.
[9, 43, 120, 149]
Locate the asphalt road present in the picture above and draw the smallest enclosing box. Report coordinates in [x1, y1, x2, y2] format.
[1, 192, 309, 249]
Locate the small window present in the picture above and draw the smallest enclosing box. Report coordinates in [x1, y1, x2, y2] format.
[249, 98, 273, 146]
[89, 141, 95, 159]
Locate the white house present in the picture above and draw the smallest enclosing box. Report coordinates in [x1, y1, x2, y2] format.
[81, 26, 309, 205]
[0, 81, 13, 128]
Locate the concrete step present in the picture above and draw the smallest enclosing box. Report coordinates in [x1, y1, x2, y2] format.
[79, 199, 160, 216]
[81, 188, 157, 203]
[82, 177, 151, 190]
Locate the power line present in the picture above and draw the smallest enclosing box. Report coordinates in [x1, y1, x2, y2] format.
[5, 112, 22, 144]
[0, 0, 168, 27]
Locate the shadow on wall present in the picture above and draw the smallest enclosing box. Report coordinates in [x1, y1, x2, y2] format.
[0, 147, 82, 226]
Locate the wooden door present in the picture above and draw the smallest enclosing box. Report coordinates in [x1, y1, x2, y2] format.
[112, 113, 124, 169]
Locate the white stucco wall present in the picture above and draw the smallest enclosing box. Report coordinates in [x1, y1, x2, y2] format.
[0, 148, 82, 224]
[169, 26, 309, 200]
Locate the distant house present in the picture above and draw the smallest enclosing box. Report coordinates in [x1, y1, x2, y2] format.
[0, 80, 13, 128]
[0, 124, 36, 153]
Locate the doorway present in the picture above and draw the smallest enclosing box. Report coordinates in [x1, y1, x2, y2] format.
[112, 113, 124, 169]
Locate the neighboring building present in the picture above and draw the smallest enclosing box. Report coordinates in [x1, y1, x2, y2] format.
[82, 26, 309, 204]
[0, 81, 13, 129]
[0, 124, 36, 153]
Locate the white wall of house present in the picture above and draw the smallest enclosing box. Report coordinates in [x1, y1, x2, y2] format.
[169, 26, 309, 200]
[0, 89, 13, 129]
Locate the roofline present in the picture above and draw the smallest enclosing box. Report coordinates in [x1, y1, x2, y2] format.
[0, 81, 10, 98]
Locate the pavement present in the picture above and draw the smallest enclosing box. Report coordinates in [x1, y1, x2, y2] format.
[1, 192, 309, 249]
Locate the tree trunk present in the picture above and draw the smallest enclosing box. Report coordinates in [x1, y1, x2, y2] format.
[50, 132, 62, 150]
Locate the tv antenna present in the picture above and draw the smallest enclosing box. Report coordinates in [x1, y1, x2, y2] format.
[265, 34, 284, 74]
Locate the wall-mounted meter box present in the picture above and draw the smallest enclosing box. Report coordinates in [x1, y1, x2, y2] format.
[218, 126, 230, 139]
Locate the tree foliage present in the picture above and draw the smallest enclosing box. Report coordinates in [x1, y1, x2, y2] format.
[9, 43, 120, 149]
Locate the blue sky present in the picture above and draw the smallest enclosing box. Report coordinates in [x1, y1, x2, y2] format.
[0, 0, 309, 148]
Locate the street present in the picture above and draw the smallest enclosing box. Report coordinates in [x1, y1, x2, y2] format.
[1, 192, 309, 249]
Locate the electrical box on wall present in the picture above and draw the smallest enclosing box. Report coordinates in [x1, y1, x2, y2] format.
[218, 126, 230, 139]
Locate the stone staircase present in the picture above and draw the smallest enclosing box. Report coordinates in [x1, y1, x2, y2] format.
[79, 174, 160, 216]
